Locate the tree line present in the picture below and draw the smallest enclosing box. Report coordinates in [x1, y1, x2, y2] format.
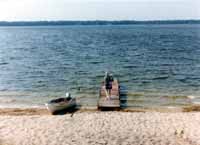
[0, 20, 199, 26]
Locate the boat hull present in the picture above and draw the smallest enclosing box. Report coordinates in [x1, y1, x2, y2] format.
[45, 98, 76, 114]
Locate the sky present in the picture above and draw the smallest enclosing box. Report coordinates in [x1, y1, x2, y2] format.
[0, 0, 199, 21]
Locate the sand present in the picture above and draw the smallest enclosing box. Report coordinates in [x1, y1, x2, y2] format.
[0, 111, 200, 145]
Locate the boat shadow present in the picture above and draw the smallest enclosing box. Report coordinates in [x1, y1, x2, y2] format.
[52, 104, 81, 115]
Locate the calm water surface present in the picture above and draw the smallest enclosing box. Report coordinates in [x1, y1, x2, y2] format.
[0, 24, 200, 108]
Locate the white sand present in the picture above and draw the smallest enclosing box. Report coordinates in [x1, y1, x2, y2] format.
[0, 112, 200, 145]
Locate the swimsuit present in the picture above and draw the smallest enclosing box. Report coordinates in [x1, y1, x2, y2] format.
[105, 77, 113, 90]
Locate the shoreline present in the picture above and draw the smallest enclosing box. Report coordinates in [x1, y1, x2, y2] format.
[1, 105, 200, 116]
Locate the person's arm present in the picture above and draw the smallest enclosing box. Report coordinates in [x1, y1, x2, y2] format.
[104, 76, 107, 85]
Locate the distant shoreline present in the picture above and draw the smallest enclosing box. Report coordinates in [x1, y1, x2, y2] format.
[0, 20, 199, 26]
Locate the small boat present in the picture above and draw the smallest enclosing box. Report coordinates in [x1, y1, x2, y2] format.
[45, 93, 76, 114]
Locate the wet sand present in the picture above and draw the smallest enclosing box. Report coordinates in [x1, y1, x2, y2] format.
[0, 108, 50, 116]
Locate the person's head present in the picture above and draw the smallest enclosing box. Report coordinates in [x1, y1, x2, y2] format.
[105, 71, 108, 77]
[66, 92, 71, 98]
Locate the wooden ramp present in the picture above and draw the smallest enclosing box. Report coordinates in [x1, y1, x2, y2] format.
[98, 79, 120, 109]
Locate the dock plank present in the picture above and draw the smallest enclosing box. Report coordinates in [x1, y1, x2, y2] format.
[98, 79, 120, 109]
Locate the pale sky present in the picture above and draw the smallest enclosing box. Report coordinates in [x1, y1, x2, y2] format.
[0, 0, 199, 21]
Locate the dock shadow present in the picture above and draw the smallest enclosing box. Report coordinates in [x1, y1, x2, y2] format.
[119, 85, 128, 109]
[99, 107, 121, 111]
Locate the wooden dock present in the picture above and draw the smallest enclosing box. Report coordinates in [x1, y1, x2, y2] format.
[98, 79, 120, 110]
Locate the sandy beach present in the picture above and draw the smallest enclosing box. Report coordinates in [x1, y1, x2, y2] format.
[0, 110, 200, 145]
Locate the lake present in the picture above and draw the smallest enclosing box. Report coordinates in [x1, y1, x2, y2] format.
[0, 24, 200, 108]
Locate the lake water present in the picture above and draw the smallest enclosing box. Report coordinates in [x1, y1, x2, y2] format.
[0, 24, 200, 109]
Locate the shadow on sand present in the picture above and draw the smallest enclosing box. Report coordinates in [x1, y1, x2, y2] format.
[52, 105, 81, 116]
